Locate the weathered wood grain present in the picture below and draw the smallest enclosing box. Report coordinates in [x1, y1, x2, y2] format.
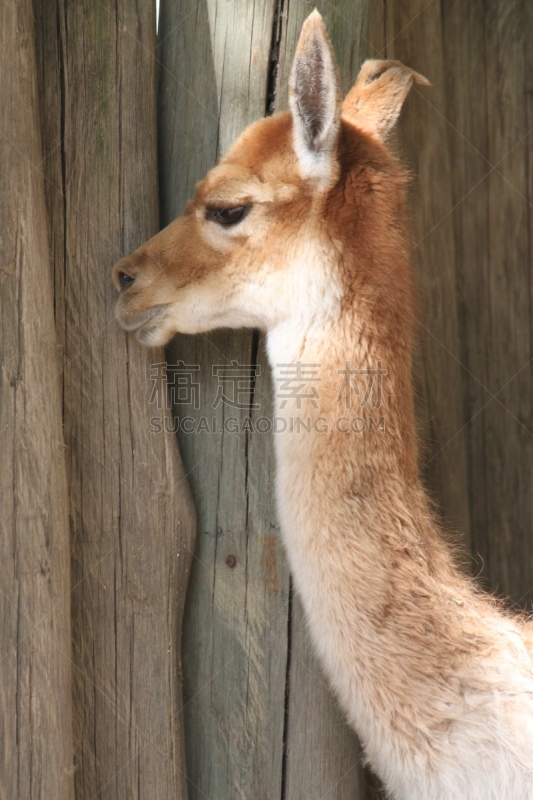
[34, 1, 197, 797]
[159, 3, 291, 798]
[373, 0, 533, 605]
[370, 0, 472, 548]
[3, 1, 530, 798]
[441, 0, 533, 605]
[0, 2, 74, 797]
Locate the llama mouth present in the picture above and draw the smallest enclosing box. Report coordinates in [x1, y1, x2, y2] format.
[135, 324, 172, 346]
[115, 305, 167, 333]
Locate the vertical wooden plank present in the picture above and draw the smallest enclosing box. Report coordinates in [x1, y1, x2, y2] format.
[276, 4, 380, 799]
[32, 0, 66, 357]
[442, 0, 533, 604]
[376, 0, 472, 547]
[35, 1, 197, 797]
[526, 0, 533, 601]
[474, 0, 533, 602]
[159, 2, 290, 799]
[0, 2, 74, 797]
[282, 610, 371, 800]
[439, 0, 496, 589]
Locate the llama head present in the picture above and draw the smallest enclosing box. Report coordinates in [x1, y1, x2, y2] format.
[113, 10, 428, 346]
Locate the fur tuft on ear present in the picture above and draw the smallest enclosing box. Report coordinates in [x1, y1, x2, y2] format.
[342, 59, 430, 142]
[289, 10, 341, 187]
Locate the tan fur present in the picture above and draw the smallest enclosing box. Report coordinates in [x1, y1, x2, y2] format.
[113, 11, 533, 799]
[342, 59, 430, 141]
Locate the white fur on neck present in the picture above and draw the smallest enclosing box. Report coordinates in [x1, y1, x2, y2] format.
[265, 256, 533, 800]
[266, 241, 343, 364]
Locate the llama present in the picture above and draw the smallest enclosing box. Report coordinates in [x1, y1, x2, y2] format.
[113, 11, 533, 799]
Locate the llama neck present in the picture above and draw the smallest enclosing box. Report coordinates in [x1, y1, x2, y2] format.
[265, 309, 491, 741]
[265, 305, 457, 597]
[265, 281, 533, 798]
[266, 305, 420, 497]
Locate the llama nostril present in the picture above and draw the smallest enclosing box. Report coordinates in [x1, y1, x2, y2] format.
[118, 271, 135, 291]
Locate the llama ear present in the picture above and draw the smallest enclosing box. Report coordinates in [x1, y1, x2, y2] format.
[342, 59, 430, 142]
[289, 10, 341, 187]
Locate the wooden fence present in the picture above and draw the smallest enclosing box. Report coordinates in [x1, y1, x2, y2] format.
[1, 1, 532, 799]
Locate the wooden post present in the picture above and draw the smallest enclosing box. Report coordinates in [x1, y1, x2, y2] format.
[34, 1, 196, 797]
[158, 2, 290, 797]
[368, 0, 471, 547]
[368, 0, 533, 603]
[0, 2, 74, 798]
[439, 0, 533, 604]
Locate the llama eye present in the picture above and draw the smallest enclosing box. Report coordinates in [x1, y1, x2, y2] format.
[118, 271, 134, 290]
[205, 205, 250, 226]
